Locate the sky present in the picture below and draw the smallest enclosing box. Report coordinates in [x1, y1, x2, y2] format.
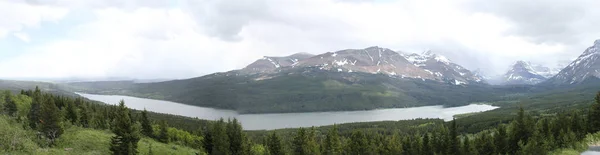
[0, 0, 599, 80]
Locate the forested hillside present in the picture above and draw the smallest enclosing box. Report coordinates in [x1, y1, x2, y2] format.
[64, 68, 535, 114]
[2, 87, 600, 154]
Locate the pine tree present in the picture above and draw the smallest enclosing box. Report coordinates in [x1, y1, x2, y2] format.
[227, 118, 246, 155]
[212, 119, 231, 155]
[79, 104, 90, 127]
[158, 120, 169, 143]
[589, 92, 600, 133]
[382, 132, 403, 155]
[4, 93, 17, 117]
[141, 109, 154, 137]
[348, 130, 369, 155]
[109, 100, 141, 155]
[267, 132, 285, 155]
[293, 128, 308, 155]
[462, 136, 477, 155]
[509, 107, 531, 154]
[40, 97, 63, 145]
[422, 133, 433, 155]
[292, 127, 319, 155]
[323, 125, 343, 155]
[447, 119, 460, 155]
[65, 103, 78, 124]
[203, 125, 214, 154]
[475, 132, 495, 155]
[28, 86, 43, 129]
[494, 125, 509, 154]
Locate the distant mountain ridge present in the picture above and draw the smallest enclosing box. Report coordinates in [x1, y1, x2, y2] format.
[240, 46, 482, 85]
[547, 40, 600, 84]
[503, 61, 549, 85]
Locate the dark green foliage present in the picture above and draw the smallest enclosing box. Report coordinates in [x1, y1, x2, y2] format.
[40, 97, 63, 145]
[447, 119, 459, 155]
[381, 132, 402, 155]
[227, 118, 246, 155]
[461, 136, 477, 155]
[347, 130, 371, 155]
[4, 93, 17, 116]
[203, 125, 214, 154]
[322, 125, 342, 155]
[292, 127, 320, 155]
[79, 104, 90, 127]
[141, 109, 154, 137]
[474, 132, 494, 155]
[494, 125, 508, 154]
[158, 120, 169, 143]
[65, 103, 78, 124]
[589, 91, 600, 133]
[110, 100, 141, 155]
[211, 119, 231, 155]
[508, 107, 532, 154]
[266, 132, 285, 155]
[28, 87, 42, 129]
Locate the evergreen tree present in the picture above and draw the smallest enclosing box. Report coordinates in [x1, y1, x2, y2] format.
[306, 127, 320, 155]
[462, 136, 477, 155]
[4, 93, 17, 116]
[589, 91, 600, 133]
[293, 128, 308, 155]
[323, 125, 343, 155]
[109, 100, 141, 155]
[40, 97, 63, 145]
[79, 104, 90, 127]
[212, 119, 231, 155]
[28, 87, 42, 129]
[475, 132, 495, 155]
[65, 103, 78, 124]
[422, 133, 433, 155]
[158, 120, 169, 143]
[509, 107, 532, 154]
[292, 127, 319, 155]
[203, 125, 214, 154]
[266, 132, 285, 155]
[447, 119, 460, 155]
[141, 109, 154, 137]
[494, 125, 509, 154]
[227, 118, 246, 155]
[348, 130, 370, 155]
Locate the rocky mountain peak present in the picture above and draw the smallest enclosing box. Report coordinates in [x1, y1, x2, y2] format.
[549, 40, 600, 84]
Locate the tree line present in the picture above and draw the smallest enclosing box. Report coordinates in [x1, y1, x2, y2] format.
[2, 87, 600, 154]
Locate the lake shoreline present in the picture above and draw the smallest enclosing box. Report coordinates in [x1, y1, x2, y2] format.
[78, 92, 499, 130]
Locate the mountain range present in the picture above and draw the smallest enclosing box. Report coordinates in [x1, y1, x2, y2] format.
[59, 40, 600, 113]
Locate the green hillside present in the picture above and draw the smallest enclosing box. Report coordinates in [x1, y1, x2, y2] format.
[64, 69, 533, 113]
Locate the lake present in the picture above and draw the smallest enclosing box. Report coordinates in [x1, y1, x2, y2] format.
[78, 93, 499, 130]
[582, 146, 600, 155]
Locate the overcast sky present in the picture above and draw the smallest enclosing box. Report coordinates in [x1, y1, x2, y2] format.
[0, 0, 599, 80]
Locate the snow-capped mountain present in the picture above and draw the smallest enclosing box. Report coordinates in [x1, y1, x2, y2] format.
[403, 51, 483, 84]
[548, 40, 600, 84]
[240, 46, 482, 85]
[295, 46, 434, 79]
[503, 61, 548, 85]
[240, 53, 314, 74]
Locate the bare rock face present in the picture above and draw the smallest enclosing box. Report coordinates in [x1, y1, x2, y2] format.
[240, 53, 314, 74]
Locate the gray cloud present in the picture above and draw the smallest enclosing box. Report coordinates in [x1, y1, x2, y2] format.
[463, 0, 598, 45]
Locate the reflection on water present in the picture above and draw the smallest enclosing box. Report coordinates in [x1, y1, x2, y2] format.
[78, 93, 499, 130]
